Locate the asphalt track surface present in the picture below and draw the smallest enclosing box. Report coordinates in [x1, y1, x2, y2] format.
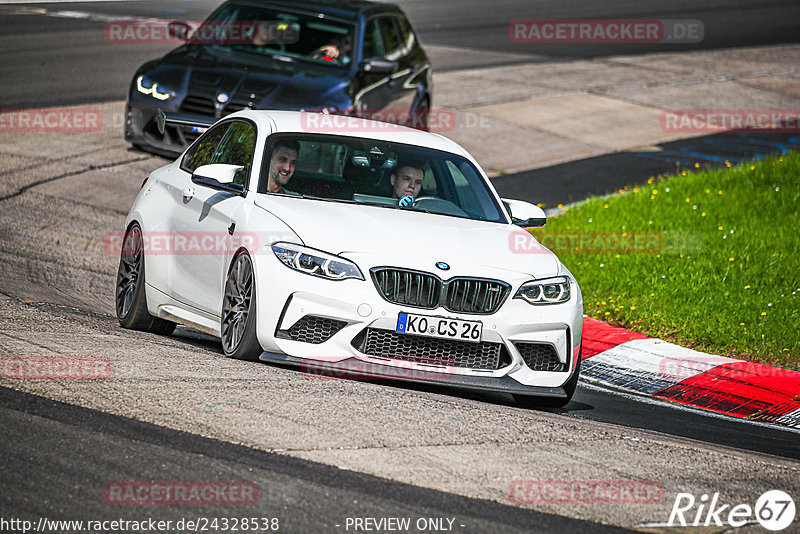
[0, 387, 633, 534]
[1, 1, 800, 532]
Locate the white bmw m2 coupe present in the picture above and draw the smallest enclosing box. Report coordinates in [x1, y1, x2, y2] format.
[116, 110, 583, 406]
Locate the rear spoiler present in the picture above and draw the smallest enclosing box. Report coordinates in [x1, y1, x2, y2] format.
[155, 108, 215, 134]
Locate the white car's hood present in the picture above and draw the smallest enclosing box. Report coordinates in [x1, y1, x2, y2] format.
[254, 196, 560, 278]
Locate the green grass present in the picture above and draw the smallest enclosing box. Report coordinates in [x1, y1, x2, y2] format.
[530, 152, 800, 369]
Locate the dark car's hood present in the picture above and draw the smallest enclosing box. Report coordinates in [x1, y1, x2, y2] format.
[142, 45, 353, 111]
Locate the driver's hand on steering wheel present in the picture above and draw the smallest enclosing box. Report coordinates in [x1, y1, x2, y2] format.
[313, 44, 340, 59]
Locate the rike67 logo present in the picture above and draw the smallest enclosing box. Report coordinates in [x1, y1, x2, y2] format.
[668, 490, 796, 531]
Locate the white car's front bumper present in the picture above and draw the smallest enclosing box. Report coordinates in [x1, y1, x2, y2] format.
[253, 249, 583, 394]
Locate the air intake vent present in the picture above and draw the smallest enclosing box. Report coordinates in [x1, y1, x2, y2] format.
[515, 343, 565, 372]
[179, 94, 215, 117]
[276, 315, 347, 344]
[354, 328, 509, 370]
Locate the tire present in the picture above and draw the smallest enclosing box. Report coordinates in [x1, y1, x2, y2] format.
[409, 96, 430, 131]
[513, 349, 582, 409]
[116, 223, 176, 335]
[221, 252, 262, 361]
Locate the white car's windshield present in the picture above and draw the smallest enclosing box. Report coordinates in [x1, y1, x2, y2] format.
[259, 134, 507, 223]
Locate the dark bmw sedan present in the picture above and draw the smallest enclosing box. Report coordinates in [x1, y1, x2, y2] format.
[125, 0, 431, 157]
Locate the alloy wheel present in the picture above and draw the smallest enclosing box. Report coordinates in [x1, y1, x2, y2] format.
[221, 254, 254, 354]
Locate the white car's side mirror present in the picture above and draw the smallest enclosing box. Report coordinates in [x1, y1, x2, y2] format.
[192, 164, 245, 195]
[502, 198, 546, 228]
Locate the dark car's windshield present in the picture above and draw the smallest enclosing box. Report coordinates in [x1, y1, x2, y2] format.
[259, 133, 508, 224]
[196, 4, 356, 67]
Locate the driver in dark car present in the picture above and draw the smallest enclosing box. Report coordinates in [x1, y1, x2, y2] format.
[311, 34, 352, 64]
[390, 160, 425, 200]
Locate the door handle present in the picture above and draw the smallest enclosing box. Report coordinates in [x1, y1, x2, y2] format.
[182, 186, 195, 201]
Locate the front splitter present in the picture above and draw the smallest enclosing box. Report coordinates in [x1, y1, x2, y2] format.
[259, 352, 568, 399]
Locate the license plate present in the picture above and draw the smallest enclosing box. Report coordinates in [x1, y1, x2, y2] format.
[396, 312, 482, 343]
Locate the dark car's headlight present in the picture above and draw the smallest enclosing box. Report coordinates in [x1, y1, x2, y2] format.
[136, 75, 174, 101]
[271, 243, 363, 281]
[514, 276, 571, 305]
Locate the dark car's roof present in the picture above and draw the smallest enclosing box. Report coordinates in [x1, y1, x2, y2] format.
[229, 0, 403, 21]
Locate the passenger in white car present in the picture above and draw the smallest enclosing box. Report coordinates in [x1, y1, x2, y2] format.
[266, 140, 300, 195]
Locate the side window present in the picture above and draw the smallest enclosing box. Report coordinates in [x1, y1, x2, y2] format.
[210, 121, 257, 186]
[378, 18, 401, 59]
[363, 19, 384, 58]
[395, 16, 416, 53]
[181, 124, 230, 173]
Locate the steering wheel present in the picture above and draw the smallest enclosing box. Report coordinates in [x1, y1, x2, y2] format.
[412, 196, 469, 217]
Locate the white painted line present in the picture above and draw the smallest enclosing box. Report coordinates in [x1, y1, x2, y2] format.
[776, 408, 800, 428]
[48, 9, 149, 21]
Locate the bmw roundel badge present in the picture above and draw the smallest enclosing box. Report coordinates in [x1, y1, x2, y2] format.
[435, 262, 450, 271]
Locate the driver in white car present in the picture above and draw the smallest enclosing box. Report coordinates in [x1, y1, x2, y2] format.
[390, 160, 425, 200]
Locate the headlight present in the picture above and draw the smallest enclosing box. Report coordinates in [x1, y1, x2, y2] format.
[514, 276, 571, 305]
[136, 75, 173, 101]
[271, 243, 364, 281]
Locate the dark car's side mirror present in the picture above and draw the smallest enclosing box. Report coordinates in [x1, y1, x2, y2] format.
[168, 21, 193, 42]
[361, 58, 398, 75]
[192, 164, 245, 195]
[502, 198, 547, 228]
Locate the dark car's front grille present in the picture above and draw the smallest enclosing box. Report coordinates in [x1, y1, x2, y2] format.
[179, 94, 215, 117]
[354, 328, 509, 370]
[276, 315, 347, 344]
[515, 343, 565, 372]
[371, 268, 510, 315]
